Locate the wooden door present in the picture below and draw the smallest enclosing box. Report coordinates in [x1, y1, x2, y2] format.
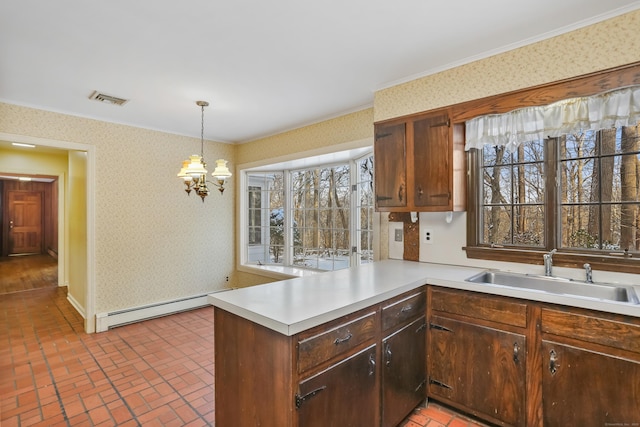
[297, 345, 378, 427]
[542, 340, 640, 426]
[413, 112, 451, 209]
[428, 316, 526, 427]
[374, 122, 407, 209]
[382, 316, 426, 427]
[8, 191, 43, 255]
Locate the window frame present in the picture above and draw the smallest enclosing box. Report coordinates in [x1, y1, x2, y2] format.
[239, 149, 375, 276]
[460, 62, 640, 274]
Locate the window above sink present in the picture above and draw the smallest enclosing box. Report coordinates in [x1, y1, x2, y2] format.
[460, 62, 640, 275]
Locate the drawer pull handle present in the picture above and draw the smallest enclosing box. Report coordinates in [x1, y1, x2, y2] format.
[399, 304, 413, 314]
[334, 332, 352, 345]
[513, 342, 520, 364]
[295, 386, 326, 409]
[429, 322, 453, 333]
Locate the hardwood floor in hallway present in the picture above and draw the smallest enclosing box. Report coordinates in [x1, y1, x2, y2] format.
[0, 254, 57, 294]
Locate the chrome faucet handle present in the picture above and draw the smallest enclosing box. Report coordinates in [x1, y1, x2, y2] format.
[543, 249, 557, 276]
[583, 263, 593, 283]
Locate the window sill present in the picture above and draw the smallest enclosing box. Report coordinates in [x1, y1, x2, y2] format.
[238, 264, 326, 281]
[464, 246, 640, 275]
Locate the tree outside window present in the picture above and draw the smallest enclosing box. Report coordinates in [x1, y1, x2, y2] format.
[245, 154, 374, 271]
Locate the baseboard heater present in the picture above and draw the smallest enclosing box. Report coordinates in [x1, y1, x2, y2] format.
[95, 291, 225, 332]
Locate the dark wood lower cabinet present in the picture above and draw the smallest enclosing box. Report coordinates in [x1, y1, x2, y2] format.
[213, 288, 427, 427]
[382, 316, 427, 427]
[297, 345, 378, 427]
[428, 316, 526, 427]
[541, 340, 640, 427]
[214, 284, 640, 427]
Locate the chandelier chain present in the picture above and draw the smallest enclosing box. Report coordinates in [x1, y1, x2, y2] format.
[200, 103, 205, 157]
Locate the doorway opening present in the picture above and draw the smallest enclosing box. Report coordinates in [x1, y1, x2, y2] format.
[0, 133, 95, 333]
[0, 173, 59, 294]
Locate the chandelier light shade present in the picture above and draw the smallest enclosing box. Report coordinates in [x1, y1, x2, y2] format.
[177, 101, 232, 201]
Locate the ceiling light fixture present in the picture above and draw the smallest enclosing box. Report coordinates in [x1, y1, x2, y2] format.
[12, 142, 36, 148]
[177, 101, 232, 202]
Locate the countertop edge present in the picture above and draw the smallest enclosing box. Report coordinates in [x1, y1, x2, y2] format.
[208, 260, 640, 336]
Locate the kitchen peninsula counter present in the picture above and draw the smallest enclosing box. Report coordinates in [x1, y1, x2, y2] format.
[208, 259, 640, 335]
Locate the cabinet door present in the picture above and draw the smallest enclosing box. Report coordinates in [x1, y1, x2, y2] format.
[542, 340, 640, 426]
[382, 316, 427, 427]
[374, 122, 406, 208]
[413, 113, 450, 208]
[429, 316, 526, 427]
[296, 345, 378, 427]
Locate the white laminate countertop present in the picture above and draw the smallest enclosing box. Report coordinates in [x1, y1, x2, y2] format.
[207, 259, 640, 336]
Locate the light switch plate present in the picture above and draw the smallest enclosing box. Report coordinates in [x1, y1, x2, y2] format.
[388, 222, 404, 259]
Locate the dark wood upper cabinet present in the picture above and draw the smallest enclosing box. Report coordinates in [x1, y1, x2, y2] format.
[413, 113, 451, 209]
[374, 109, 465, 212]
[374, 122, 407, 209]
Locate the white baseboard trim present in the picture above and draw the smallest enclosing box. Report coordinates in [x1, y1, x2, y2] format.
[66, 289, 87, 319]
[95, 293, 213, 333]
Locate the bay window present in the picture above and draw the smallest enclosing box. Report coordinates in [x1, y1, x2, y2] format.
[242, 152, 374, 272]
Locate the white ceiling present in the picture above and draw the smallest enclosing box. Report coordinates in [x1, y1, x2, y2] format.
[1, 1, 639, 144]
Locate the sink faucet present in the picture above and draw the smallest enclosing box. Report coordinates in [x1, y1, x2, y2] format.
[543, 249, 557, 276]
[584, 263, 593, 283]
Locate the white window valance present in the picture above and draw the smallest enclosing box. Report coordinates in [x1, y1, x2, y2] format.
[465, 85, 640, 153]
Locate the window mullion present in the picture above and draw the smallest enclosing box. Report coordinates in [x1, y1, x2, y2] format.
[283, 170, 293, 266]
[545, 138, 559, 250]
[350, 158, 358, 267]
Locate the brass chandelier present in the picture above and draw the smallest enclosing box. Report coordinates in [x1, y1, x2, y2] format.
[177, 101, 232, 201]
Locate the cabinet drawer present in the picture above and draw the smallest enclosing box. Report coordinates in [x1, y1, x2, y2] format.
[431, 287, 527, 328]
[382, 291, 426, 331]
[297, 311, 377, 373]
[541, 308, 640, 353]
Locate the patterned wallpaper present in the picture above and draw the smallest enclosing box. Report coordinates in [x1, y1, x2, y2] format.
[0, 103, 236, 314]
[375, 9, 640, 122]
[237, 108, 374, 165]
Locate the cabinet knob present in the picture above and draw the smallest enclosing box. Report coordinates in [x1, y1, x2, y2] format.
[513, 342, 520, 364]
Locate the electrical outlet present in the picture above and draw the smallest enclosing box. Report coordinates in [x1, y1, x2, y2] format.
[394, 228, 403, 242]
[423, 229, 433, 244]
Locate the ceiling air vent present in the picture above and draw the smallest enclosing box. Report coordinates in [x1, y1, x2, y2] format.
[89, 91, 129, 106]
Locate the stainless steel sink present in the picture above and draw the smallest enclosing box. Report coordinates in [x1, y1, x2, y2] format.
[465, 270, 639, 304]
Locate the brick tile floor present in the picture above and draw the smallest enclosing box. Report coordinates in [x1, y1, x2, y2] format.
[1, 286, 490, 426]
